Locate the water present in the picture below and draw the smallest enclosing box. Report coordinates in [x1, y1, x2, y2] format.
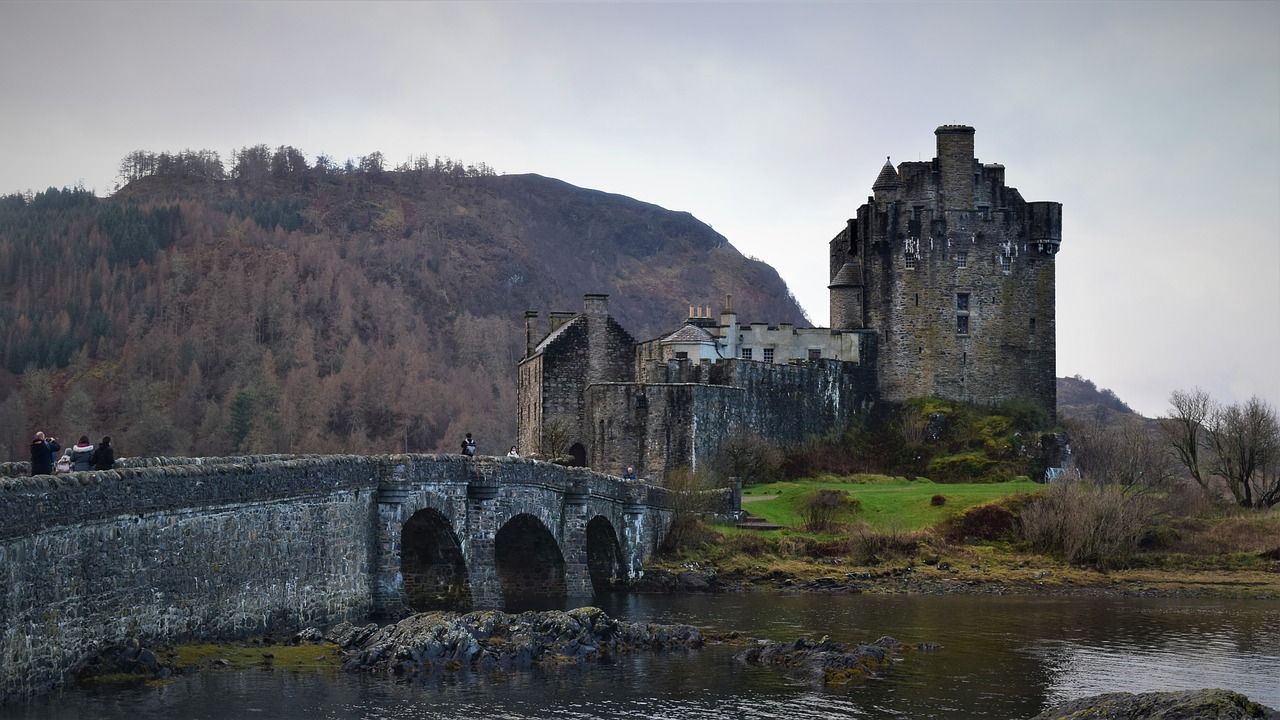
[10, 593, 1279, 719]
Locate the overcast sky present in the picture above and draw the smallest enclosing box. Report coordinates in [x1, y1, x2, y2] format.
[2, 1, 1277, 417]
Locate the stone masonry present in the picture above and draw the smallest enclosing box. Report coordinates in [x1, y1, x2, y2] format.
[0, 454, 672, 704]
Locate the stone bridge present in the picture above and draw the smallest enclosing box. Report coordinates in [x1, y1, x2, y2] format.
[0, 453, 675, 703]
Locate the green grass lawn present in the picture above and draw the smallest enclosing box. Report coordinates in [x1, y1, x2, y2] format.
[740, 476, 1043, 532]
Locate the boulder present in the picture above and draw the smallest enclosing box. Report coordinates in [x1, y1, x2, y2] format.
[1031, 689, 1278, 720]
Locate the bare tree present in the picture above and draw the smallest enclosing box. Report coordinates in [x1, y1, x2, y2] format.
[1068, 411, 1178, 490]
[1159, 387, 1212, 489]
[713, 431, 783, 485]
[1205, 396, 1279, 509]
[1162, 389, 1280, 509]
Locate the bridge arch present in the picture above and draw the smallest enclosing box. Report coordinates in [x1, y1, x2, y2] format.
[585, 515, 625, 592]
[494, 512, 567, 607]
[400, 508, 470, 610]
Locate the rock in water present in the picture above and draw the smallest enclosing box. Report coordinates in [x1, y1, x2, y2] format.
[338, 607, 703, 676]
[1031, 689, 1278, 720]
[733, 635, 901, 686]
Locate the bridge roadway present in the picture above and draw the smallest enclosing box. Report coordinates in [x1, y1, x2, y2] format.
[0, 453, 674, 703]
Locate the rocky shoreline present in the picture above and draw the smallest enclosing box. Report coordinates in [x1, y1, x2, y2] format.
[76, 606, 905, 689]
[74, 605, 1276, 716]
[633, 564, 1280, 600]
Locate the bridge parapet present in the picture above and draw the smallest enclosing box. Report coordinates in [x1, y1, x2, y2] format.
[0, 452, 674, 704]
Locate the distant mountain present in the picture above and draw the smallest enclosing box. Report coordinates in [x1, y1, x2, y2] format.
[1056, 375, 1138, 424]
[0, 148, 807, 460]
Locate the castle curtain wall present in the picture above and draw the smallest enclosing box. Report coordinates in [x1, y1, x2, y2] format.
[588, 354, 877, 480]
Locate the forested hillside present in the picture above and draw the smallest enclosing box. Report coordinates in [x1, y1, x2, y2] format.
[0, 146, 807, 460]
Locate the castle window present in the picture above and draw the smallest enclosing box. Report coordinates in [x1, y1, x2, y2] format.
[675, 351, 688, 360]
[978, 206, 990, 220]
[741, 348, 753, 360]
[957, 315, 970, 334]
[957, 251, 968, 268]
[808, 349, 821, 361]
[763, 348, 775, 363]
[1029, 318, 1036, 336]
[956, 293, 970, 335]
[1000, 252, 1012, 273]
[956, 293, 970, 312]
[904, 252, 917, 270]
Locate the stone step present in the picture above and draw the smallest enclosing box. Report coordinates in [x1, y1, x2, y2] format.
[735, 512, 785, 531]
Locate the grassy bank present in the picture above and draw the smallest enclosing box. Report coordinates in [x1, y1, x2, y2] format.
[665, 477, 1280, 599]
[742, 475, 1040, 531]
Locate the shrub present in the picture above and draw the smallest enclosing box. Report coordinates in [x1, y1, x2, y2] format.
[725, 532, 773, 557]
[1000, 398, 1051, 432]
[807, 538, 852, 558]
[659, 466, 725, 555]
[1020, 481, 1164, 568]
[658, 516, 721, 555]
[800, 489, 860, 532]
[926, 453, 995, 482]
[849, 523, 925, 564]
[940, 502, 1019, 543]
[930, 494, 947, 506]
[715, 432, 784, 485]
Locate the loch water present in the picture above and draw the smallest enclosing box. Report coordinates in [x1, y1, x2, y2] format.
[11, 592, 1279, 719]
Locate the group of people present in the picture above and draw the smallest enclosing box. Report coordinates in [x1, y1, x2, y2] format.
[457, 435, 636, 475]
[30, 431, 115, 476]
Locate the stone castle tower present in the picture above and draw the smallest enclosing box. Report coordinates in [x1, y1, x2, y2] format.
[829, 125, 1061, 417]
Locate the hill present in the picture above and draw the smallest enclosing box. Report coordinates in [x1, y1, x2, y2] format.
[0, 148, 806, 459]
[1056, 374, 1138, 424]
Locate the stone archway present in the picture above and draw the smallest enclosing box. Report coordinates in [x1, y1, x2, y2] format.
[585, 516, 624, 592]
[568, 442, 587, 467]
[401, 508, 470, 611]
[494, 513, 566, 609]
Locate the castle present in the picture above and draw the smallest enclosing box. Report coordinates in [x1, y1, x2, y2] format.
[517, 126, 1062, 479]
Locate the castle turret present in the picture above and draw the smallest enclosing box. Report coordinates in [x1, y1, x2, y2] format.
[936, 125, 975, 209]
[828, 262, 865, 330]
[871, 156, 899, 202]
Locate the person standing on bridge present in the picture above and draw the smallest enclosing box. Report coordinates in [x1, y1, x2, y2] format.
[29, 431, 60, 476]
[461, 432, 476, 457]
[91, 436, 115, 470]
[69, 436, 95, 471]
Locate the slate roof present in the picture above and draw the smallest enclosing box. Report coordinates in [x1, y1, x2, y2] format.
[872, 157, 899, 191]
[662, 323, 716, 344]
[532, 315, 583, 355]
[829, 261, 864, 287]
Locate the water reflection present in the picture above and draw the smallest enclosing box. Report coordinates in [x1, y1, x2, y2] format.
[9, 593, 1278, 719]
